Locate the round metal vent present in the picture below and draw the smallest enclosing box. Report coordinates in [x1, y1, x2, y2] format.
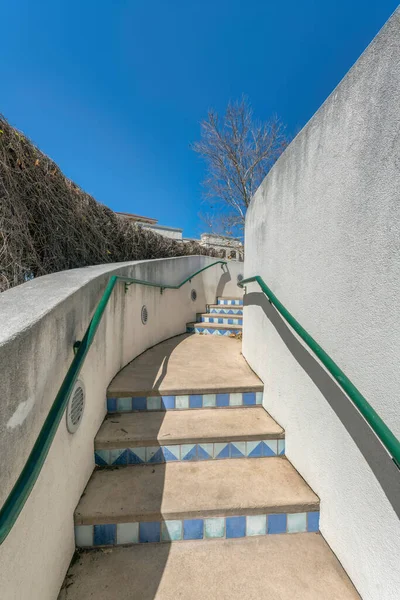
[66, 380, 85, 434]
[141, 305, 148, 325]
[191, 289, 197, 302]
[237, 273, 244, 283]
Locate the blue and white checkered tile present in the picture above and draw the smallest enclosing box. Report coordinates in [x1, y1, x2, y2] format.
[106, 391, 263, 413]
[187, 326, 242, 336]
[209, 308, 243, 315]
[199, 316, 243, 325]
[75, 511, 319, 547]
[95, 438, 285, 466]
[217, 298, 243, 306]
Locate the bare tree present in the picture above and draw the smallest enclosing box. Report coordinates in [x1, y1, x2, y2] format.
[193, 98, 288, 237]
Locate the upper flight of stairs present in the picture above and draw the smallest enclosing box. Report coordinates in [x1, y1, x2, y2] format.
[59, 297, 360, 599]
[187, 296, 243, 336]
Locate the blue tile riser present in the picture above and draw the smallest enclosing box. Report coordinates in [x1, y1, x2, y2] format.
[209, 308, 243, 315]
[186, 326, 242, 336]
[95, 439, 285, 466]
[107, 391, 263, 413]
[198, 316, 243, 325]
[217, 299, 243, 306]
[75, 511, 320, 548]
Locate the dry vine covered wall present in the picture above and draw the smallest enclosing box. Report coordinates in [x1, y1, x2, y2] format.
[0, 115, 215, 292]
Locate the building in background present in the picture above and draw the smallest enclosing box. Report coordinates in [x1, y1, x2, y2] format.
[116, 212, 243, 259]
[116, 212, 183, 240]
[198, 233, 244, 261]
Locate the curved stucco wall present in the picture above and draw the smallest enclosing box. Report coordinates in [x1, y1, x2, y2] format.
[243, 10, 400, 600]
[0, 256, 243, 600]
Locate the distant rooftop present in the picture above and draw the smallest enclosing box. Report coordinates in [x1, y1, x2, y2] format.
[116, 212, 158, 225]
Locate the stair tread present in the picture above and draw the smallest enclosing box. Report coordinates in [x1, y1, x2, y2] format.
[59, 535, 360, 600]
[95, 407, 284, 449]
[75, 458, 319, 524]
[188, 322, 242, 329]
[108, 334, 261, 397]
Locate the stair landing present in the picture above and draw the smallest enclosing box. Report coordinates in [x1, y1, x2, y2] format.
[59, 534, 360, 600]
[108, 333, 262, 397]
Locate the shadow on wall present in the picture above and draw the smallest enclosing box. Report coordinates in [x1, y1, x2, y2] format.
[244, 292, 400, 519]
[216, 269, 232, 298]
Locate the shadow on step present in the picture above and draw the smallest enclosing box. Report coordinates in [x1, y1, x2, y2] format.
[107, 333, 191, 400]
[60, 544, 173, 600]
[95, 336, 188, 598]
[244, 292, 400, 519]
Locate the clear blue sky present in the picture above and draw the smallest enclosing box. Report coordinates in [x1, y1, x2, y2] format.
[1, 1, 398, 238]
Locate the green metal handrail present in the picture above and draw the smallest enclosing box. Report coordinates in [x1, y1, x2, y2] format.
[0, 259, 227, 545]
[239, 275, 400, 467]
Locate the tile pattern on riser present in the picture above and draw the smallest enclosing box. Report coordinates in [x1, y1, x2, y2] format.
[199, 316, 243, 325]
[95, 439, 285, 466]
[209, 308, 243, 315]
[187, 326, 242, 336]
[75, 511, 320, 547]
[217, 299, 243, 305]
[107, 392, 262, 412]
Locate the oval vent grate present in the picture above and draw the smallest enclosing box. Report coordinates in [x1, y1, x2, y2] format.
[66, 381, 85, 434]
[191, 289, 197, 302]
[141, 305, 148, 325]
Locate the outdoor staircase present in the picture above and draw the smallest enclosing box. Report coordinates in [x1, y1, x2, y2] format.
[59, 298, 359, 599]
[186, 296, 243, 336]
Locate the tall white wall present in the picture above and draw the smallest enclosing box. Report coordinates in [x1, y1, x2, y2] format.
[243, 10, 400, 600]
[0, 255, 239, 600]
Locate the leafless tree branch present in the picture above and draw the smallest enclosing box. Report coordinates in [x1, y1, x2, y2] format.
[193, 97, 288, 236]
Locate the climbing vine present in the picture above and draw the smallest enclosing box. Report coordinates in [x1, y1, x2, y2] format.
[0, 115, 216, 292]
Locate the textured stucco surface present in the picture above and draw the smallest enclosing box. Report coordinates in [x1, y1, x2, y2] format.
[0, 255, 241, 600]
[243, 9, 400, 600]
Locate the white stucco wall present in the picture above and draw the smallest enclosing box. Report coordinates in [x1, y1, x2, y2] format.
[243, 10, 400, 600]
[0, 255, 240, 600]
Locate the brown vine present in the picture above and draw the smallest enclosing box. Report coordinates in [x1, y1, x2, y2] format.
[0, 115, 216, 292]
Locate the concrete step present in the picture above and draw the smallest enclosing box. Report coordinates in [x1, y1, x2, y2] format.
[187, 322, 242, 336]
[217, 297, 243, 306]
[59, 535, 360, 600]
[74, 458, 319, 547]
[208, 304, 243, 315]
[94, 406, 285, 466]
[107, 334, 262, 401]
[197, 313, 243, 325]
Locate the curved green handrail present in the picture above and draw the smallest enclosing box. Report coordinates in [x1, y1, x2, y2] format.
[239, 275, 400, 467]
[0, 259, 227, 545]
